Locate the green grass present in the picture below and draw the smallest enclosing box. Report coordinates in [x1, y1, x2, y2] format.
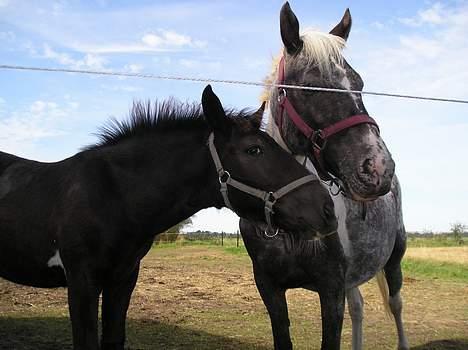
[153, 237, 243, 248]
[407, 236, 467, 247]
[402, 257, 468, 282]
[157, 241, 468, 283]
[223, 246, 248, 255]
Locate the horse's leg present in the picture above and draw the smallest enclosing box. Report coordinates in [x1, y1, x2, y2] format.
[67, 269, 102, 350]
[346, 287, 364, 350]
[101, 263, 140, 350]
[384, 231, 409, 350]
[318, 285, 345, 350]
[254, 268, 292, 350]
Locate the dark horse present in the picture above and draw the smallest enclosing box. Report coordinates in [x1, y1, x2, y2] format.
[240, 3, 408, 350]
[0, 85, 337, 350]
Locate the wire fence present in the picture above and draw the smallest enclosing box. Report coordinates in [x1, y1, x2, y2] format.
[2, 64, 468, 105]
[154, 231, 244, 248]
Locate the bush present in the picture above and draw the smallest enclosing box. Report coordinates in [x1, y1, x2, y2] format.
[154, 232, 180, 244]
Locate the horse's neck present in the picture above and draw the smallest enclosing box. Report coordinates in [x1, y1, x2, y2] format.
[93, 130, 219, 236]
[263, 106, 350, 249]
[263, 107, 319, 177]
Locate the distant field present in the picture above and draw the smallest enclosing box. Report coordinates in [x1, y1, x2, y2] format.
[407, 236, 468, 248]
[0, 245, 467, 349]
[406, 247, 468, 264]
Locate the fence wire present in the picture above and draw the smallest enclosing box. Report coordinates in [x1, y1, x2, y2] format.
[1, 64, 468, 105]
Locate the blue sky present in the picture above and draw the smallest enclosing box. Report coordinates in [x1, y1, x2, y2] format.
[1, 0, 467, 233]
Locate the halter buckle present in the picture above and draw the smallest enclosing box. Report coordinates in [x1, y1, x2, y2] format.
[277, 88, 287, 103]
[218, 170, 231, 184]
[266, 191, 277, 205]
[310, 130, 327, 151]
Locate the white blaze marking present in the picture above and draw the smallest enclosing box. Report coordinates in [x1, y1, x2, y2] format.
[334, 62, 361, 111]
[47, 250, 65, 272]
[264, 107, 292, 153]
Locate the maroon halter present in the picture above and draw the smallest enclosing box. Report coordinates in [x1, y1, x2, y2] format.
[275, 56, 379, 180]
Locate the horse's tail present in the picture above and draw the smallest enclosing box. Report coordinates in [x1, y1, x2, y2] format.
[376, 270, 392, 318]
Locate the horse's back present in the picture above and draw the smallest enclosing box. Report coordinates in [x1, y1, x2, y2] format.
[0, 152, 68, 287]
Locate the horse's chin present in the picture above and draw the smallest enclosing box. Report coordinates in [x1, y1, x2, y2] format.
[339, 175, 388, 202]
[348, 188, 379, 202]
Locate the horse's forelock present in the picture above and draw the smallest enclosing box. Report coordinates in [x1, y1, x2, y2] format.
[261, 30, 346, 103]
[300, 29, 346, 73]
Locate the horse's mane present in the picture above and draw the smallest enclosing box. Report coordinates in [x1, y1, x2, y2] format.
[86, 99, 254, 150]
[260, 30, 346, 102]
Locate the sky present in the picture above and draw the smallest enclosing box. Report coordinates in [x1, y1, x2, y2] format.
[0, 0, 467, 233]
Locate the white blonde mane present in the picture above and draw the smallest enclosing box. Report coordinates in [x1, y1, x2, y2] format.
[261, 30, 346, 102]
[300, 29, 346, 72]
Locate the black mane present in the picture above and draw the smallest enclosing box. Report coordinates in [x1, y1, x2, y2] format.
[86, 98, 255, 150]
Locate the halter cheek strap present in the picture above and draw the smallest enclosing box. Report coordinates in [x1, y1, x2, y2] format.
[276, 56, 379, 181]
[207, 132, 317, 236]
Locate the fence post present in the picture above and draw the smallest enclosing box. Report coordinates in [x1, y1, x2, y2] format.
[237, 230, 240, 247]
[221, 231, 224, 246]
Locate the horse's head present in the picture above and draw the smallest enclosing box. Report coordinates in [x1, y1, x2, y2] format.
[202, 85, 337, 238]
[267, 2, 395, 201]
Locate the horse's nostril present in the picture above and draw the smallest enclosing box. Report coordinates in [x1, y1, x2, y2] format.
[362, 158, 374, 175]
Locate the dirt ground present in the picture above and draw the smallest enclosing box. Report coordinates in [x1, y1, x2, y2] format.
[0, 245, 467, 349]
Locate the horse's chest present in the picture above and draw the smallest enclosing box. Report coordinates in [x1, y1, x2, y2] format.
[339, 195, 398, 287]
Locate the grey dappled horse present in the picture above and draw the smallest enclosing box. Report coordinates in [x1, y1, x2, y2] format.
[239, 3, 409, 350]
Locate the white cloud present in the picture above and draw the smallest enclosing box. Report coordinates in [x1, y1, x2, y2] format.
[179, 58, 197, 68]
[69, 30, 206, 54]
[100, 84, 141, 92]
[68, 101, 79, 109]
[42, 44, 108, 70]
[124, 63, 143, 73]
[0, 97, 87, 162]
[153, 56, 172, 65]
[364, 3, 468, 99]
[190, 208, 240, 233]
[399, 3, 446, 27]
[242, 57, 269, 70]
[142, 33, 163, 47]
[370, 21, 385, 30]
[354, 2, 468, 231]
[178, 58, 222, 72]
[0, 1, 217, 58]
[0, 31, 15, 41]
[0, 100, 70, 156]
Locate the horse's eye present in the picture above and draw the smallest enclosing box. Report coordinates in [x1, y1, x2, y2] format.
[246, 146, 263, 156]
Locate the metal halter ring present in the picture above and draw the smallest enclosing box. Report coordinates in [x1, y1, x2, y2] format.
[218, 170, 231, 184]
[277, 88, 287, 103]
[264, 228, 280, 238]
[328, 177, 345, 196]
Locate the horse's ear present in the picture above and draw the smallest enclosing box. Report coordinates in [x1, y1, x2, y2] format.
[280, 2, 303, 55]
[250, 101, 266, 130]
[202, 85, 231, 136]
[330, 8, 352, 41]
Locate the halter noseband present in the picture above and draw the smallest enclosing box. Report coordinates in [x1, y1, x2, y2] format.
[207, 132, 317, 237]
[276, 56, 379, 181]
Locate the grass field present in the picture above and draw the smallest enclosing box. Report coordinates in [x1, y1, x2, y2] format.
[0, 244, 467, 349]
